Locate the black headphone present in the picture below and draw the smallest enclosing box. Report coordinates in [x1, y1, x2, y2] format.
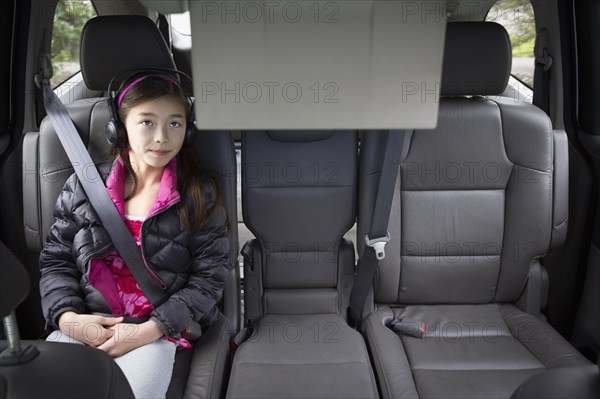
[105, 68, 196, 148]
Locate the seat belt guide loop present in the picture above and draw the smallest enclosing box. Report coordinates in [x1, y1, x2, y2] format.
[534, 28, 553, 72]
[34, 52, 53, 89]
[365, 233, 391, 260]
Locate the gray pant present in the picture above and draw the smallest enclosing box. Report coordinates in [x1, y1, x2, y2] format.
[47, 330, 176, 399]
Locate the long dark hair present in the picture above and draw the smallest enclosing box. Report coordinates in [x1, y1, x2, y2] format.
[111, 72, 221, 232]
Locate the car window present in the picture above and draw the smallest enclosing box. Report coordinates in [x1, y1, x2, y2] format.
[486, 0, 535, 88]
[170, 11, 191, 36]
[51, 0, 96, 88]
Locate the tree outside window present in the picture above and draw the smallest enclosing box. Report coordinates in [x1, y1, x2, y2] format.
[51, 0, 96, 87]
[487, 0, 536, 87]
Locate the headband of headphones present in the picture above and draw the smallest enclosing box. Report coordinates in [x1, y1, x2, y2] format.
[108, 67, 192, 101]
[116, 74, 180, 108]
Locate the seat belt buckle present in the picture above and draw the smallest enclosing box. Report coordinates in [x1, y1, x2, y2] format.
[365, 233, 391, 260]
[387, 317, 427, 339]
[230, 327, 253, 353]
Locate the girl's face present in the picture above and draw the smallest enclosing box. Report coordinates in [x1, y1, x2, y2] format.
[123, 95, 187, 173]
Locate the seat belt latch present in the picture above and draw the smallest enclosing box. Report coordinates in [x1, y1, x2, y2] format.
[365, 233, 391, 260]
[230, 326, 253, 353]
[388, 317, 427, 339]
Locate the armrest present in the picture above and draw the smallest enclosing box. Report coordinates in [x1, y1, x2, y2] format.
[241, 239, 264, 325]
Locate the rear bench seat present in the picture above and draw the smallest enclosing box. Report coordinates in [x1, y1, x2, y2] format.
[23, 16, 239, 398]
[226, 131, 378, 398]
[358, 22, 591, 399]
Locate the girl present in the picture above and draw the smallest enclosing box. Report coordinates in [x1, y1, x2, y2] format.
[39, 72, 230, 398]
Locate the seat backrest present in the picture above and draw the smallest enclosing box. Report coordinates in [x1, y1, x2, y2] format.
[358, 22, 563, 306]
[242, 131, 357, 323]
[23, 15, 239, 329]
[194, 131, 239, 330]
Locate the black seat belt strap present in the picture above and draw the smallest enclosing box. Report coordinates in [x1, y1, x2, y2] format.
[347, 130, 406, 327]
[39, 80, 169, 308]
[533, 28, 552, 115]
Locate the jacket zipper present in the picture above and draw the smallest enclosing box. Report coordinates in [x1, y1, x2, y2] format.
[88, 160, 180, 291]
[84, 199, 179, 290]
[139, 198, 181, 289]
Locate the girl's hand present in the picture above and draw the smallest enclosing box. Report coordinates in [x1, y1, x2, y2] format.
[97, 319, 164, 357]
[58, 312, 123, 347]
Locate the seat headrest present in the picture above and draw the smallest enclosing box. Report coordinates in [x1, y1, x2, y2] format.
[80, 16, 176, 91]
[0, 242, 31, 318]
[441, 22, 512, 96]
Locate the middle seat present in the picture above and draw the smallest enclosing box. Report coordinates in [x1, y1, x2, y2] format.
[226, 131, 378, 398]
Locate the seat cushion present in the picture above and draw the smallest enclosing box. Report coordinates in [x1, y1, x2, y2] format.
[365, 304, 591, 399]
[227, 314, 378, 398]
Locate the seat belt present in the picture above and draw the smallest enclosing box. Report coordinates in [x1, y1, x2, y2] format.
[347, 130, 406, 327]
[36, 68, 169, 309]
[533, 28, 552, 115]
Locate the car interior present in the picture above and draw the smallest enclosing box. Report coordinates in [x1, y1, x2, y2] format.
[1, 0, 599, 398]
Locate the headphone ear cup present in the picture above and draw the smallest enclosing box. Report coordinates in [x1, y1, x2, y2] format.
[184, 123, 195, 146]
[183, 101, 196, 146]
[105, 119, 126, 147]
[105, 97, 127, 148]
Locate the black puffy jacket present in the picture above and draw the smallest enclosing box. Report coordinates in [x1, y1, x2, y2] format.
[39, 158, 230, 337]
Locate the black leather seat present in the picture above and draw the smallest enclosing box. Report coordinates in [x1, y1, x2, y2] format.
[226, 131, 378, 398]
[511, 360, 600, 399]
[358, 22, 591, 399]
[22, 16, 239, 398]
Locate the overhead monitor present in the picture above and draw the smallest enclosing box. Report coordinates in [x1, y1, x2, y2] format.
[143, 0, 448, 129]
